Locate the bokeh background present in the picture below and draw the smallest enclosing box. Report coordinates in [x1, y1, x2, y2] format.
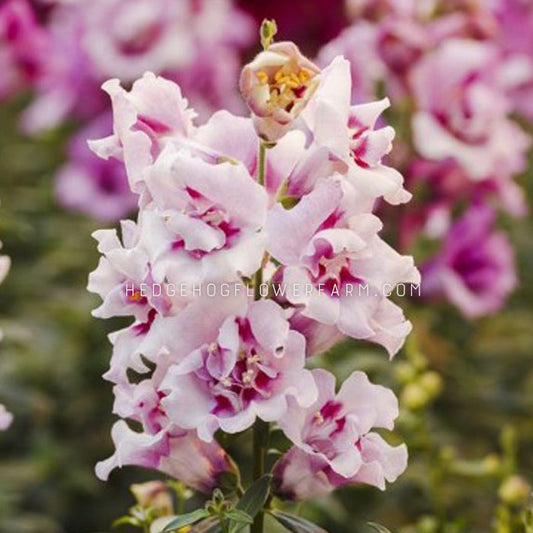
[1, 1, 533, 532]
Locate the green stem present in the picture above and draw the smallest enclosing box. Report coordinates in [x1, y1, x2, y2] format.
[251, 419, 270, 533]
[257, 141, 267, 187]
[251, 139, 270, 533]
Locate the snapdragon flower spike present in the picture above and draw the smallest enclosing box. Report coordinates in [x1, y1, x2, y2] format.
[240, 41, 321, 142]
[160, 296, 317, 442]
[274, 369, 407, 501]
[266, 179, 420, 357]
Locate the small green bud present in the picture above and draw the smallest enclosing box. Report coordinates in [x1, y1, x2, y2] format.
[482, 454, 502, 476]
[260, 19, 278, 50]
[499, 475, 531, 506]
[401, 382, 429, 410]
[395, 361, 417, 384]
[418, 371, 443, 398]
[417, 515, 439, 533]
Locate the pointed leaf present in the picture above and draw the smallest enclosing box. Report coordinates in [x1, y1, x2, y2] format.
[234, 474, 271, 517]
[226, 509, 253, 525]
[271, 511, 328, 533]
[228, 475, 271, 533]
[367, 523, 393, 533]
[161, 509, 210, 532]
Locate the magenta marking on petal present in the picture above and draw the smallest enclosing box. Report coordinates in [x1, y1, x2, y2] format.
[137, 114, 172, 135]
[320, 400, 343, 422]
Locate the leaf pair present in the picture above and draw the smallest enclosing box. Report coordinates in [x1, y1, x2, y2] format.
[161, 475, 272, 533]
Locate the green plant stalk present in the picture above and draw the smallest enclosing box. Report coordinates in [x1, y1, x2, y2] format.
[251, 139, 270, 533]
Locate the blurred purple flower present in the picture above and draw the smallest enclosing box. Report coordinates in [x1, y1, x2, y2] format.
[0, 0, 48, 100]
[56, 114, 137, 221]
[421, 204, 517, 318]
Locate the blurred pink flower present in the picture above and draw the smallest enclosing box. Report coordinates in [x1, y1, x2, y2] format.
[411, 39, 530, 180]
[56, 114, 137, 221]
[421, 203, 517, 318]
[0, 0, 48, 101]
[274, 369, 407, 500]
[0, 404, 12, 431]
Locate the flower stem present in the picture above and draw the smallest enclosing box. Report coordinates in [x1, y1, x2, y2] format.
[252, 419, 270, 533]
[251, 139, 270, 533]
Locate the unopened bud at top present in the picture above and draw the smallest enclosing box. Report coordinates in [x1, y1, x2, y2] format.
[240, 21, 321, 142]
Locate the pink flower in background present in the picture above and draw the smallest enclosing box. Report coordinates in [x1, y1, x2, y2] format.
[0, 0, 255, 221]
[496, 0, 533, 119]
[0, 0, 48, 101]
[11, 0, 255, 131]
[411, 39, 530, 180]
[316, 23, 384, 104]
[274, 369, 407, 500]
[56, 114, 137, 221]
[401, 158, 527, 247]
[0, 404, 13, 431]
[421, 204, 517, 318]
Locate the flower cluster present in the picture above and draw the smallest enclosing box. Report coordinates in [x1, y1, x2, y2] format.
[89, 29, 418, 505]
[0, 0, 255, 221]
[317, 0, 531, 317]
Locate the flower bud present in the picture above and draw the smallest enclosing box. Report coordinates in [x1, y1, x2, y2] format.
[418, 371, 443, 399]
[240, 41, 321, 142]
[499, 475, 531, 506]
[401, 382, 430, 411]
[131, 481, 173, 515]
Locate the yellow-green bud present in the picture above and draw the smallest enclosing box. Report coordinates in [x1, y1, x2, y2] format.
[401, 382, 429, 410]
[499, 475, 531, 506]
[418, 371, 443, 398]
[395, 361, 417, 384]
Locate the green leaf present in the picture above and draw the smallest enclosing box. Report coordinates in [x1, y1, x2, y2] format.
[270, 511, 328, 533]
[226, 509, 253, 525]
[367, 523, 393, 533]
[161, 509, 210, 532]
[228, 475, 271, 533]
[234, 475, 271, 517]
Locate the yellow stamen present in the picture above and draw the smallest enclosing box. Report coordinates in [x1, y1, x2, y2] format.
[128, 290, 143, 303]
[257, 71, 269, 84]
